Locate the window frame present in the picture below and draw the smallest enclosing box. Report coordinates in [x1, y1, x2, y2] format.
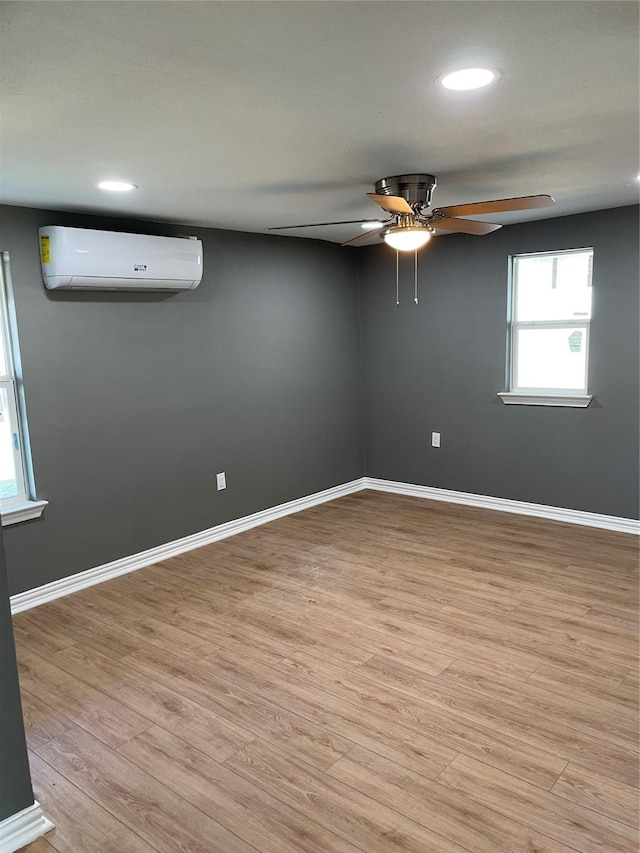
[0, 379, 28, 505]
[500, 247, 594, 408]
[0, 252, 47, 524]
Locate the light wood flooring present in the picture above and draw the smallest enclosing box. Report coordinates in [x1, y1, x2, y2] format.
[13, 490, 640, 853]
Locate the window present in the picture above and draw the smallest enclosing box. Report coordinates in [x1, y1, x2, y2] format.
[0, 252, 47, 524]
[500, 248, 594, 407]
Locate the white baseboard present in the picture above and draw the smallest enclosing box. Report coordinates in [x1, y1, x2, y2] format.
[10, 479, 366, 614]
[363, 477, 640, 535]
[0, 802, 54, 853]
[11, 475, 638, 614]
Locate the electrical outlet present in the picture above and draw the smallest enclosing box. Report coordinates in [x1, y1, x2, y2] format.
[216, 472, 226, 491]
[431, 432, 441, 448]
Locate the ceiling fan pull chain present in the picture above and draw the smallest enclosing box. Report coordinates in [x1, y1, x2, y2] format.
[414, 250, 419, 304]
[396, 250, 400, 306]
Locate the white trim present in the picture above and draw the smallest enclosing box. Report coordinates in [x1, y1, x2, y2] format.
[363, 478, 640, 535]
[0, 378, 29, 505]
[0, 801, 54, 853]
[10, 480, 365, 614]
[0, 253, 38, 509]
[513, 246, 594, 259]
[508, 247, 593, 401]
[498, 392, 593, 407]
[10, 475, 639, 615]
[1, 499, 48, 526]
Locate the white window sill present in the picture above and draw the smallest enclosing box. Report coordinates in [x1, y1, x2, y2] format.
[498, 392, 593, 408]
[1, 499, 48, 526]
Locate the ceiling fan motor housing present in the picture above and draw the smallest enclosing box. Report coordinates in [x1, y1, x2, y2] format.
[375, 174, 437, 210]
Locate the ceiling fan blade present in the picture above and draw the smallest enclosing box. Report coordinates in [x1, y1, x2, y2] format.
[366, 193, 413, 215]
[432, 194, 555, 219]
[432, 217, 502, 235]
[341, 229, 383, 247]
[268, 219, 385, 231]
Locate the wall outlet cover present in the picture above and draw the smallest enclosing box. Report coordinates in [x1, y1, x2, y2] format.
[216, 472, 226, 490]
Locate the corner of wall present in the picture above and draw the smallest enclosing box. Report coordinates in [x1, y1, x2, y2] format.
[356, 256, 367, 478]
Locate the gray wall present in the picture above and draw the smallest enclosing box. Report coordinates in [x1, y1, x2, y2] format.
[0, 520, 33, 821]
[1, 203, 638, 597]
[0, 205, 364, 595]
[359, 205, 640, 519]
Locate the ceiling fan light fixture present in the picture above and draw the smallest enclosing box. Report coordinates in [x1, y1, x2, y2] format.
[382, 226, 432, 252]
[440, 67, 497, 91]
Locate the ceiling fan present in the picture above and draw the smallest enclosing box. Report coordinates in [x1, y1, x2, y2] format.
[269, 174, 555, 251]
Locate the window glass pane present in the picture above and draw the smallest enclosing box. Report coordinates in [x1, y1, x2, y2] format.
[515, 251, 592, 322]
[0, 386, 18, 499]
[515, 327, 587, 390]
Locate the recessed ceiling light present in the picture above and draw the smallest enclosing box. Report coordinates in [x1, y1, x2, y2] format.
[361, 221, 382, 230]
[97, 180, 137, 192]
[440, 68, 498, 91]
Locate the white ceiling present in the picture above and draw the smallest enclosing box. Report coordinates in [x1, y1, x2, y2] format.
[1, 1, 638, 243]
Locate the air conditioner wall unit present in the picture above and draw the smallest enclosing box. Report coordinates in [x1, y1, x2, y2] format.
[39, 226, 203, 291]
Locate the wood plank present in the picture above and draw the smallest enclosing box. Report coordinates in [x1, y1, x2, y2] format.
[435, 658, 638, 745]
[96, 574, 373, 670]
[158, 608, 292, 667]
[90, 571, 231, 624]
[429, 606, 632, 682]
[13, 616, 76, 660]
[223, 535, 599, 616]
[274, 495, 637, 579]
[35, 727, 256, 853]
[225, 738, 469, 853]
[225, 598, 457, 675]
[201, 646, 457, 781]
[21, 599, 144, 660]
[52, 643, 255, 763]
[513, 604, 640, 650]
[255, 577, 625, 684]
[20, 689, 76, 751]
[125, 643, 355, 770]
[28, 750, 156, 853]
[200, 646, 565, 789]
[119, 725, 363, 853]
[528, 664, 639, 715]
[16, 646, 153, 748]
[551, 763, 639, 828]
[618, 669, 639, 703]
[212, 605, 374, 670]
[71, 592, 221, 659]
[91, 573, 292, 668]
[328, 745, 577, 853]
[319, 538, 636, 602]
[587, 603, 640, 626]
[19, 838, 57, 853]
[350, 654, 638, 786]
[191, 516, 616, 615]
[242, 586, 540, 679]
[438, 754, 638, 853]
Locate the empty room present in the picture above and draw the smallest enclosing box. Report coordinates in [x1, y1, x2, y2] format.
[0, 2, 638, 852]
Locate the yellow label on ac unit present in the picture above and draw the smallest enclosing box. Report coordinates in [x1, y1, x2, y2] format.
[40, 234, 51, 264]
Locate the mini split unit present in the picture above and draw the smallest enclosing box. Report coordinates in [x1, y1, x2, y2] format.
[39, 226, 203, 291]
